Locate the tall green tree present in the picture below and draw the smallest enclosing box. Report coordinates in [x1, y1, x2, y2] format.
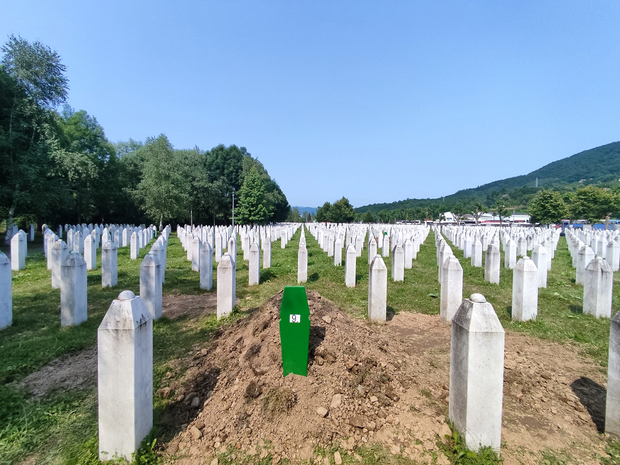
[1, 35, 69, 242]
[571, 186, 617, 227]
[328, 197, 355, 223]
[235, 166, 271, 225]
[131, 135, 189, 229]
[315, 202, 331, 222]
[528, 189, 568, 225]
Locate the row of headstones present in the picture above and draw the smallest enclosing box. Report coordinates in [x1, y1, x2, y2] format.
[303, 223, 430, 323]
[91, 285, 620, 461]
[434, 225, 616, 323]
[0, 225, 170, 331]
[175, 223, 301, 320]
[562, 228, 616, 318]
[436, 226, 554, 324]
[93, 288, 503, 459]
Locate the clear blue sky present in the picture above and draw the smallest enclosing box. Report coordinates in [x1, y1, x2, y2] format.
[2, 1, 620, 209]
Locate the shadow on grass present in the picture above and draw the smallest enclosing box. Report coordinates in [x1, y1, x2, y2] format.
[308, 272, 319, 283]
[387, 306, 396, 321]
[571, 377, 606, 433]
[570, 304, 583, 314]
[506, 306, 513, 318]
[260, 269, 277, 282]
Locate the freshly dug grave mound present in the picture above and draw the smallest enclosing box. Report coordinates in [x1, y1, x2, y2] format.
[158, 291, 611, 465]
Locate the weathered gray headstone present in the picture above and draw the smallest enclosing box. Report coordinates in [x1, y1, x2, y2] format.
[60, 251, 88, 326]
[606, 310, 620, 436]
[11, 230, 27, 271]
[449, 294, 504, 453]
[484, 244, 500, 284]
[199, 241, 213, 290]
[583, 257, 613, 318]
[298, 242, 308, 284]
[512, 256, 538, 322]
[84, 235, 96, 270]
[102, 241, 118, 288]
[249, 243, 260, 286]
[217, 253, 236, 319]
[191, 236, 201, 272]
[98, 290, 153, 462]
[0, 252, 11, 330]
[392, 244, 405, 282]
[531, 244, 548, 288]
[345, 244, 357, 288]
[440, 256, 463, 324]
[140, 252, 162, 319]
[368, 255, 387, 323]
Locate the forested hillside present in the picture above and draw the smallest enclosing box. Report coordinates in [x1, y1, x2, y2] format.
[356, 141, 620, 222]
[0, 35, 289, 237]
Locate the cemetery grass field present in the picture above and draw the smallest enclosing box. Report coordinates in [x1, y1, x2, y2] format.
[0, 227, 619, 464]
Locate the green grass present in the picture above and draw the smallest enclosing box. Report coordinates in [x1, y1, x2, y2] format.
[1, 226, 619, 464]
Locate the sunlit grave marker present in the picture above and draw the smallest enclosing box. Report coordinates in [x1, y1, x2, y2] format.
[279, 286, 310, 377]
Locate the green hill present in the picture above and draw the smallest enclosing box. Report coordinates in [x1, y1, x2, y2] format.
[356, 141, 620, 214]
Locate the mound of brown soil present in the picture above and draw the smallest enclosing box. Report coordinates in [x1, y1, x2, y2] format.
[157, 291, 611, 465]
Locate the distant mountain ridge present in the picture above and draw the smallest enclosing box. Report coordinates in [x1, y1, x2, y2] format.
[292, 206, 317, 215]
[356, 141, 620, 213]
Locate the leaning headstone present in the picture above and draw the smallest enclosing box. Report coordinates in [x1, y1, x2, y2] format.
[10, 230, 27, 271]
[0, 252, 11, 330]
[484, 244, 500, 284]
[249, 243, 260, 286]
[60, 251, 88, 326]
[102, 241, 118, 288]
[298, 242, 308, 284]
[449, 294, 504, 453]
[583, 257, 613, 318]
[199, 242, 213, 290]
[606, 310, 620, 436]
[345, 244, 357, 288]
[84, 235, 97, 270]
[217, 253, 236, 319]
[368, 255, 387, 323]
[440, 256, 463, 324]
[512, 256, 538, 322]
[98, 290, 153, 462]
[140, 253, 162, 320]
[279, 286, 311, 376]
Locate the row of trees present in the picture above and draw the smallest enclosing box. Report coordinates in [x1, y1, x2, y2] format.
[0, 35, 289, 241]
[528, 186, 620, 226]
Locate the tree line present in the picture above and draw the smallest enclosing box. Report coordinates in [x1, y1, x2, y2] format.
[0, 35, 289, 242]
